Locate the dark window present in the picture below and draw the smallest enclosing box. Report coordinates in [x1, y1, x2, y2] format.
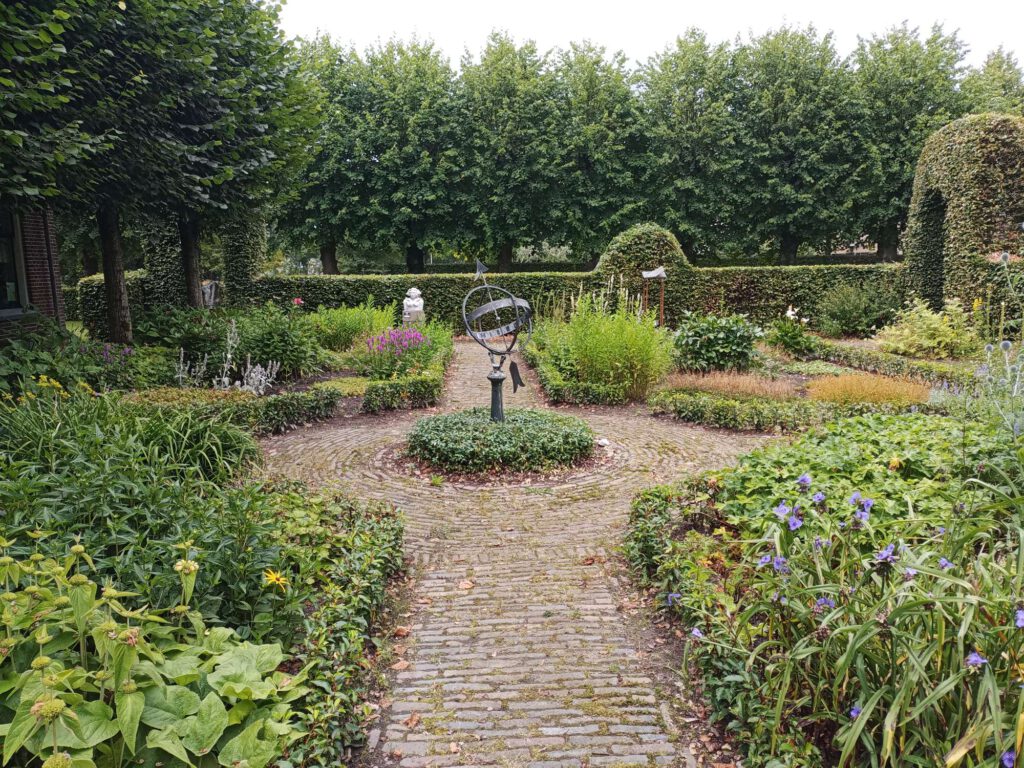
[0, 209, 23, 310]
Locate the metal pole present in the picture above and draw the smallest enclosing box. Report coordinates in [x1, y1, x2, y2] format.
[488, 358, 506, 422]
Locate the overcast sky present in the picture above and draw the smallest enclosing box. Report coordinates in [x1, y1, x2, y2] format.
[280, 0, 1021, 68]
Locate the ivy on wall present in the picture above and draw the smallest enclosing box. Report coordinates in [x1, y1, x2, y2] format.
[904, 113, 1024, 307]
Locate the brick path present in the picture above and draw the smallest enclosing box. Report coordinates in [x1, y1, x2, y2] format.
[264, 341, 765, 768]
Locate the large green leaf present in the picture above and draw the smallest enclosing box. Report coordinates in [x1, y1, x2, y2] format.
[145, 729, 194, 767]
[180, 694, 228, 757]
[157, 653, 202, 685]
[142, 685, 201, 728]
[70, 700, 120, 748]
[2, 696, 43, 764]
[116, 690, 145, 753]
[216, 722, 278, 768]
[206, 656, 275, 701]
[111, 644, 137, 690]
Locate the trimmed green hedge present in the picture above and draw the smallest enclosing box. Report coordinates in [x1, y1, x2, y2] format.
[407, 261, 594, 274]
[130, 386, 342, 435]
[61, 285, 80, 322]
[521, 343, 629, 405]
[360, 332, 455, 413]
[649, 389, 947, 431]
[810, 337, 977, 387]
[78, 270, 149, 339]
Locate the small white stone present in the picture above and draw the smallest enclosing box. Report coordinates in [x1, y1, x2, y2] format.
[597, 438, 610, 447]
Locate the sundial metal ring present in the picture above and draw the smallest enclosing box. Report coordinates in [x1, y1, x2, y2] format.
[461, 284, 532, 356]
[460, 277, 532, 422]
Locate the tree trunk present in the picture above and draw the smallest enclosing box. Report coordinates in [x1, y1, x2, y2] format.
[178, 210, 203, 308]
[498, 242, 514, 273]
[779, 232, 800, 265]
[405, 242, 425, 274]
[96, 203, 133, 343]
[81, 246, 98, 276]
[319, 240, 339, 275]
[876, 222, 900, 261]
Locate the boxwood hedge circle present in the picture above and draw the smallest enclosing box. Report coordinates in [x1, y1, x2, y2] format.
[407, 408, 594, 473]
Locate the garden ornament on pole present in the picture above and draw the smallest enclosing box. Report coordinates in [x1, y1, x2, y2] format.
[641, 266, 667, 327]
[461, 259, 532, 422]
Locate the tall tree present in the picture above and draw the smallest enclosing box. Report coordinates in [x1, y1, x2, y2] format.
[851, 24, 967, 258]
[639, 30, 739, 257]
[963, 47, 1024, 116]
[730, 27, 864, 263]
[459, 33, 566, 271]
[552, 42, 645, 255]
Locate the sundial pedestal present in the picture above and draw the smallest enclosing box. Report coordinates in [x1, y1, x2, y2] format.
[487, 365, 507, 423]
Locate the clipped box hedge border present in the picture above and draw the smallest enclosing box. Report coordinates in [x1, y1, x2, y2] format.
[809, 337, 977, 387]
[359, 334, 455, 413]
[520, 344, 629, 405]
[649, 388, 948, 432]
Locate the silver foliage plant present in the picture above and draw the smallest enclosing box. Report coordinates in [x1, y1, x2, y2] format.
[175, 319, 281, 395]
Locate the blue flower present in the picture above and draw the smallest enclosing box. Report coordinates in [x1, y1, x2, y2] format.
[812, 491, 826, 504]
[773, 502, 791, 519]
[904, 567, 918, 579]
[1002, 750, 1015, 768]
[788, 515, 803, 531]
[854, 508, 870, 523]
[875, 544, 897, 564]
[861, 498, 874, 512]
[797, 473, 812, 490]
[1015, 609, 1024, 629]
[816, 596, 836, 609]
[666, 593, 682, 606]
[838, 521, 847, 529]
[965, 651, 987, 667]
[813, 536, 825, 551]
[939, 557, 954, 571]
[936, 526, 946, 535]
[690, 628, 704, 639]
[772, 556, 790, 574]
[849, 705, 861, 719]
[848, 491, 862, 505]
[758, 555, 772, 567]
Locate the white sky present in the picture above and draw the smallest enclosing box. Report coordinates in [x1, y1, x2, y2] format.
[280, 0, 1021, 68]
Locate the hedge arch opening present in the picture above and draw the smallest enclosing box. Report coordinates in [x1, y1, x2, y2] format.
[904, 113, 1024, 308]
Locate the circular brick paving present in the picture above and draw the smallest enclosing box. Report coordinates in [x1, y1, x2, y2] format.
[263, 341, 767, 767]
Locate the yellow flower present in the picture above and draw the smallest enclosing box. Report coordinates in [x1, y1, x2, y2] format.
[973, 297, 984, 312]
[888, 456, 903, 471]
[263, 569, 289, 592]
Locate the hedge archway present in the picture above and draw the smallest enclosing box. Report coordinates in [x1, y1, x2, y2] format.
[904, 113, 1024, 307]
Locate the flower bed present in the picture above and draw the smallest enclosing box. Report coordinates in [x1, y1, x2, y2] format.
[625, 412, 1019, 766]
[407, 407, 594, 473]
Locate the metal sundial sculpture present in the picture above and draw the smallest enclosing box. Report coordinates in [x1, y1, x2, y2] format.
[461, 260, 532, 422]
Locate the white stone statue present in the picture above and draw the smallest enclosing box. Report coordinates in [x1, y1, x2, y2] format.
[403, 287, 425, 324]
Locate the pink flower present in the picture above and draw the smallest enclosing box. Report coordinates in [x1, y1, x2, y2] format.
[292, 297, 304, 306]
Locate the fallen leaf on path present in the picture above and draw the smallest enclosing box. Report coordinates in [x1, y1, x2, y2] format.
[403, 712, 421, 728]
[390, 659, 411, 671]
[449, 743, 460, 754]
[393, 626, 412, 638]
[457, 580, 475, 590]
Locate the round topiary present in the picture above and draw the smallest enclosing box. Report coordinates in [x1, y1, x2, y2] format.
[596, 223, 692, 326]
[407, 408, 594, 474]
[904, 113, 1024, 309]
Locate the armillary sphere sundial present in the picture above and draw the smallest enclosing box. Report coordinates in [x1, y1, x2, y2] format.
[461, 260, 532, 422]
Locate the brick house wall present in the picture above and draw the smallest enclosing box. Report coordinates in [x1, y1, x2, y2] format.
[0, 206, 65, 342]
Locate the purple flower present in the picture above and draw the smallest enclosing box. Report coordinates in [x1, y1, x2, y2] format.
[861, 498, 874, 512]
[812, 491, 826, 504]
[797, 473, 812, 490]
[936, 526, 946, 535]
[666, 593, 681, 606]
[1015, 609, 1024, 629]
[904, 567, 918, 579]
[816, 596, 836, 609]
[1002, 750, 1016, 768]
[787, 515, 803, 531]
[758, 555, 772, 567]
[875, 544, 897, 564]
[772, 556, 790, 574]
[773, 502, 791, 519]
[938, 557, 954, 571]
[848, 491, 862, 505]
[813, 536, 825, 551]
[849, 706, 862, 719]
[854, 508, 870, 523]
[965, 651, 987, 667]
[690, 628, 704, 639]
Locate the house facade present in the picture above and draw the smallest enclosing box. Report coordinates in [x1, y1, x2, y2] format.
[0, 205, 65, 341]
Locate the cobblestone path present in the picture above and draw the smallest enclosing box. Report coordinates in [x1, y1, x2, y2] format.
[264, 341, 766, 768]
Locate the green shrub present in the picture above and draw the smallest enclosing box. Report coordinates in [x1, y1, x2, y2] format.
[816, 282, 901, 337]
[0, 550, 305, 768]
[874, 298, 981, 359]
[236, 303, 322, 379]
[407, 408, 594, 473]
[347, 325, 437, 380]
[357, 324, 454, 413]
[626, 412, 1017, 766]
[135, 305, 232, 360]
[764, 313, 819, 358]
[307, 299, 396, 351]
[521, 344, 629, 405]
[673, 312, 761, 372]
[812, 336, 976, 386]
[650, 389, 836, 431]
